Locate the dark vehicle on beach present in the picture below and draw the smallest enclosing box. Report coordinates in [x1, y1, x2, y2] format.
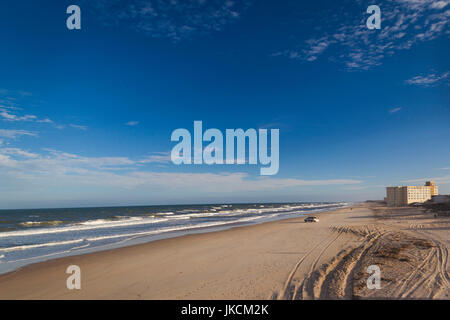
[410, 202, 423, 207]
[304, 216, 319, 223]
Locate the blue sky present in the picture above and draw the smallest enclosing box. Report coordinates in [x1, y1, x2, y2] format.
[0, 0, 449, 209]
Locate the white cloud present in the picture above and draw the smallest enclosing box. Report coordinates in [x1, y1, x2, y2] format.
[138, 152, 171, 164]
[87, 0, 252, 42]
[389, 107, 402, 113]
[431, 1, 448, 10]
[125, 121, 139, 126]
[272, 0, 449, 70]
[0, 129, 38, 139]
[0, 147, 39, 158]
[0, 109, 37, 122]
[69, 124, 88, 131]
[0, 148, 362, 195]
[0, 94, 53, 124]
[401, 175, 450, 185]
[0, 88, 31, 97]
[40, 149, 135, 168]
[405, 71, 450, 87]
[37, 118, 53, 123]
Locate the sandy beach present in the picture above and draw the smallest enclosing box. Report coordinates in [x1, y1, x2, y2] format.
[0, 202, 448, 300]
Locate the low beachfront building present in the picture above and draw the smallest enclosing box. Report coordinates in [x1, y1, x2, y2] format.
[386, 181, 438, 207]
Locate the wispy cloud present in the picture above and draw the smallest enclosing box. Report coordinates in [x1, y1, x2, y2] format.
[37, 118, 53, 123]
[272, 0, 449, 70]
[401, 175, 450, 185]
[0, 129, 38, 139]
[0, 107, 52, 123]
[86, 0, 252, 42]
[138, 152, 171, 164]
[0, 90, 53, 123]
[0, 88, 32, 98]
[405, 71, 450, 87]
[0, 148, 362, 195]
[69, 124, 88, 131]
[431, 1, 448, 9]
[0, 99, 84, 133]
[389, 107, 402, 113]
[0, 147, 39, 158]
[125, 121, 139, 126]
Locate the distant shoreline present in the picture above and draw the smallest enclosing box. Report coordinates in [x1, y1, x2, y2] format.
[0, 200, 353, 211]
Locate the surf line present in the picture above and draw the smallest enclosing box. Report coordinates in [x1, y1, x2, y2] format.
[170, 121, 279, 175]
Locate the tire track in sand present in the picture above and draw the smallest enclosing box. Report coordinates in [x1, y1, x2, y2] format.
[399, 240, 449, 299]
[291, 229, 385, 300]
[317, 231, 385, 299]
[293, 229, 343, 300]
[276, 229, 342, 300]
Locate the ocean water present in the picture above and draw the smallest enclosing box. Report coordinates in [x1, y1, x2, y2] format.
[0, 202, 348, 274]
